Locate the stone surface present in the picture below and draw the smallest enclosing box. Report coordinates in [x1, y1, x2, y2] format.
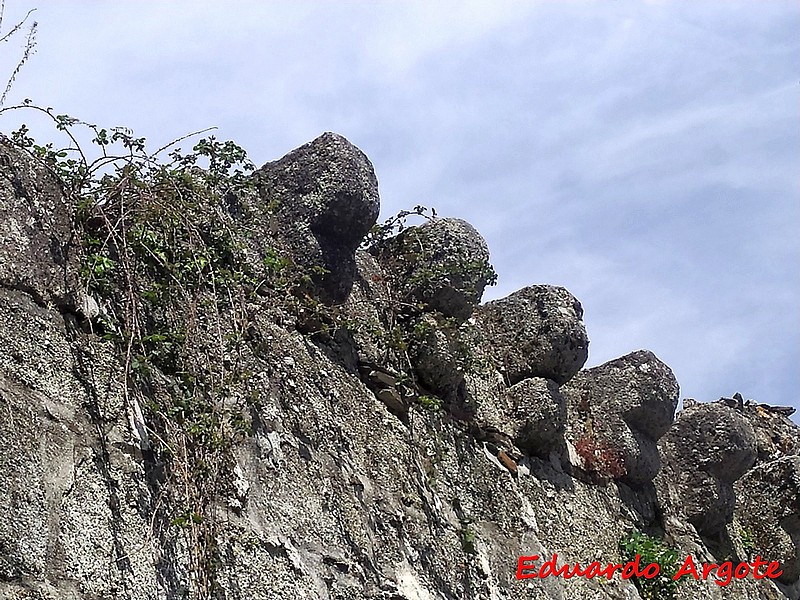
[482, 377, 567, 458]
[736, 456, 800, 585]
[562, 350, 679, 485]
[0, 132, 794, 600]
[659, 402, 757, 537]
[372, 217, 492, 322]
[474, 285, 588, 386]
[253, 132, 380, 303]
[0, 139, 76, 307]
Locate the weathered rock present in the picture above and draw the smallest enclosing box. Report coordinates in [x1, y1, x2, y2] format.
[0, 132, 793, 600]
[340, 250, 393, 365]
[0, 287, 164, 599]
[499, 377, 567, 457]
[562, 350, 679, 484]
[733, 402, 800, 587]
[0, 139, 76, 307]
[475, 285, 588, 386]
[740, 400, 800, 463]
[372, 217, 492, 322]
[407, 313, 468, 405]
[253, 132, 380, 303]
[736, 456, 800, 584]
[659, 402, 757, 537]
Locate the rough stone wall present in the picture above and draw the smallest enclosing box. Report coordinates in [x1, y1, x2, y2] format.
[0, 134, 797, 600]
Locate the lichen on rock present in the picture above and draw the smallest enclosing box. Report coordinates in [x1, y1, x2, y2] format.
[474, 285, 589, 386]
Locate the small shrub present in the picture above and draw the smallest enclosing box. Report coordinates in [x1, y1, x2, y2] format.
[418, 394, 442, 412]
[619, 531, 682, 600]
[460, 525, 477, 555]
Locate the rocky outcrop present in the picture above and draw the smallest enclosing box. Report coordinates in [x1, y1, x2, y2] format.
[659, 402, 757, 537]
[562, 350, 679, 485]
[253, 132, 380, 303]
[0, 131, 797, 600]
[475, 285, 589, 386]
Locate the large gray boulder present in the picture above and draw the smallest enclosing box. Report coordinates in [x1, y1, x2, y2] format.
[562, 350, 679, 484]
[372, 217, 492, 322]
[253, 132, 380, 303]
[0, 139, 76, 307]
[474, 285, 588, 386]
[659, 402, 757, 537]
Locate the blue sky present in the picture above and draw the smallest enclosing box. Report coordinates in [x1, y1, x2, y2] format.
[1, 1, 798, 418]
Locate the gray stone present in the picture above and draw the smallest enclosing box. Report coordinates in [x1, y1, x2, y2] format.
[739, 398, 800, 463]
[407, 313, 468, 405]
[340, 250, 393, 366]
[475, 285, 588, 386]
[253, 132, 380, 303]
[736, 456, 800, 584]
[502, 377, 567, 457]
[0, 139, 76, 307]
[659, 402, 757, 537]
[372, 217, 492, 322]
[562, 350, 679, 484]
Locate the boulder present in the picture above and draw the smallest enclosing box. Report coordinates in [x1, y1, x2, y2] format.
[500, 377, 567, 458]
[474, 285, 588, 386]
[659, 402, 757, 537]
[371, 218, 492, 322]
[253, 132, 380, 303]
[562, 350, 679, 484]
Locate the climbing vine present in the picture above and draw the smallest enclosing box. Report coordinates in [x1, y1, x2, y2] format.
[0, 103, 292, 599]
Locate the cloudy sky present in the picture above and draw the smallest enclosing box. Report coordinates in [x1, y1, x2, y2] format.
[1, 1, 798, 418]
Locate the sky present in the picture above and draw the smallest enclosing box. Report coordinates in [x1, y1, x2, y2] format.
[1, 1, 798, 419]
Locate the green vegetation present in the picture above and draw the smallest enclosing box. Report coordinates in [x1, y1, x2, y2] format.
[418, 394, 443, 412]
[734, 522, 757, 558]
[460, 524, 477, 555]
[0, 103, 292, 599]
[619, 531, 683, 600]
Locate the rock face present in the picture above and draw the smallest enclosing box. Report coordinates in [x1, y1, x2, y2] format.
[475, 285, 589, 386]
[737, 456, 800, 584]
[0, 140, 76, 307]
[499, 377, 568, 457]
[0, 131, 797, 600]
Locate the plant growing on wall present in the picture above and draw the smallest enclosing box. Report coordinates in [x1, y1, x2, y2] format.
[619, 531, 682, 600]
